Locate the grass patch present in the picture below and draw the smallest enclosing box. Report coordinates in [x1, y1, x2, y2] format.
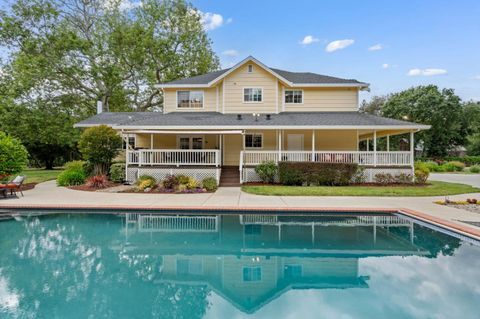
[19, 168, 64, 184]
[242, 181, 480, 197]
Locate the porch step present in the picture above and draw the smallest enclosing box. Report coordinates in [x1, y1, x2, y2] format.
[220, 166, 240, 187]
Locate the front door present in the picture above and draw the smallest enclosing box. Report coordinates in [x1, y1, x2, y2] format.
[178, 135, 204, 149]
[287, 134, 304, 151]
[287, 134, 305, 161]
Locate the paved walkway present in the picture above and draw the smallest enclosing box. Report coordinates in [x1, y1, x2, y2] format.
[1, 181, 479, 235]
[429, 173, 480, 187]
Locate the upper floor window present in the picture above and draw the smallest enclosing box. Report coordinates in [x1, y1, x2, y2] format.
[247, 64, 253, 73]
[285, 90, 303, 104]
[177, 91, 203, 108]
[244, 88, 262, 103]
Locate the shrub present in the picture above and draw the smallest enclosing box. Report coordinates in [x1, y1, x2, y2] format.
[423, 161, 439, 172]
[255, 161, 278, 183]
[78, 125, 122, 175]
[448, 161, 465, 172]
[109, 163, 125, 183]
[469, 165, 480, 173]
[135, 175, 156, 191]
[85, 175, 109, 189]
[64, 160, 85, 173]
[176, 174, 190, 185]
[202, 177, 218, 192]
[414, 162, 430, 184]
[352, 166, 367, 184]
[162, 175, 179, 190]
[278, 162, 358, 186]
[441, 162, 457, 172]
[185, 177, 199, 189]
[57, 170, 86, 186]
[396, 173, 413, 184]
[374, 173, 396, 185]
[0, 131, 29, 178]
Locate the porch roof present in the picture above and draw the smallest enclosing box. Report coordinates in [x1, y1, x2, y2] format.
[75, 111, 430, 130]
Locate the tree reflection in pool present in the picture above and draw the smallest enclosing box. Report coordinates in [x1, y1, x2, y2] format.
[0, 212, 477, 319]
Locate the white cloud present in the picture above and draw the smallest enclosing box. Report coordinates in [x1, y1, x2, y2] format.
[222, 49, 239, 57]
[199, 11, 229, 31]
[407, 68, 448, 76]
[369, 43, 383, 51]
[325, 39, 354, 52]
[382, 63, 390, 69]
[300, 35, 319, 45]
[474, 75, 480, 80]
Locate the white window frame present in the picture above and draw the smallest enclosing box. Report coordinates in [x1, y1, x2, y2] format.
[123, 134, 136, 150]
[243, 266, 262, 282]
[176, 90, 205, 109]
[176, 135, 205, 149]
[243, 87, 263, 103]
[244, 133, 263, 149]
[284, 89, 303, 104]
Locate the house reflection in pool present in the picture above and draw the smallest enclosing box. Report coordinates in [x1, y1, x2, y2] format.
[116, 213, 427, 314]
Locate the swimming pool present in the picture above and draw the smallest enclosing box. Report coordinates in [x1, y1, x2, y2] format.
[0, 211, 479, 318]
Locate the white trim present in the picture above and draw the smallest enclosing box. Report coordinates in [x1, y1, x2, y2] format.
[216, 86, 219, 112]
[281, 86, 285, 112]
[244, 132, 264, 149]
[275, 79, 279, 114]
[176, 135, 205, 149]
[117, 125, 430, 130]
[222, 80, 225, 113]
[284, 89, 304, 105]
[243, 87, 263, 103]
[126, 130, 243, 135]
[176, 90, 205, 109]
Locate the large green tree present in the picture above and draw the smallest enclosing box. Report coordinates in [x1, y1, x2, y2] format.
[382, 85, 466, 157]
[0, 0, 219, 167]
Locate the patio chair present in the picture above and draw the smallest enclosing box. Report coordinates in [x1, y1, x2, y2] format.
[3, 176, 25, 197]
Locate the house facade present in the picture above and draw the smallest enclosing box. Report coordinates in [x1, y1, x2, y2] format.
[75, 56, 429, 185]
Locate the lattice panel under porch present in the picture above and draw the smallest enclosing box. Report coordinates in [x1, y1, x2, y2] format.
[127, 167, 220, 184]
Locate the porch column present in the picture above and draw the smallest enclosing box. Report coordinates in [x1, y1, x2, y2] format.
[373, 130, 377, 167]
[278, 130, 282, 163]
[386, 134, 390, 152]
[366, 138, 369, 151]
[410, 131, 415, 168]
[219, 134, 223, 166]
[150, 134, 153, 149]
[311, 130, 315, 161]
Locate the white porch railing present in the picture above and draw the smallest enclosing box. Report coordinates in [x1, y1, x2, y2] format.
[240, 150, 411, 167]
[127, 149, 220, 166]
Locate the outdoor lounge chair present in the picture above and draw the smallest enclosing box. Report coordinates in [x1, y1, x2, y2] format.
[0, 176, 26, 197]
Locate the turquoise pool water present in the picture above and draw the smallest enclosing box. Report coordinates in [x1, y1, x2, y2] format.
[0, 212, 479, 318]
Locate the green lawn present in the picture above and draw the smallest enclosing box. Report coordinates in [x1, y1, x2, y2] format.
[242, 181, 480, 197]
[19, 168, 64, 184]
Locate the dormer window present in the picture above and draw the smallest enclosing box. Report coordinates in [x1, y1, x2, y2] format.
[247, 64, 253, 73]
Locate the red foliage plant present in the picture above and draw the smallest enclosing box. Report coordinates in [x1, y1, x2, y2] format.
[85, 175, 109, 189]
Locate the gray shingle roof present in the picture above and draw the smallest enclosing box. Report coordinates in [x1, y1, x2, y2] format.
[75, 112, 427, 128]
[160, 64, 366, 86]
[162, 69, 230, 85]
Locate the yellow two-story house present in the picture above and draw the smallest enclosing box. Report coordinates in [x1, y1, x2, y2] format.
[75, 56, 429, 185]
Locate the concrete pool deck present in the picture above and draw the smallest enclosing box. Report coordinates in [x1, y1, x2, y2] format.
[1, 180, 480, 238]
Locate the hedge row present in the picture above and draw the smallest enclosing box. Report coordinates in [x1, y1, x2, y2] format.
[418, 156, 480, 166]
[278, 162, 358, 186]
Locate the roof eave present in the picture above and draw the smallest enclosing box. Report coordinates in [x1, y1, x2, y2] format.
[114, 124, 430, 130]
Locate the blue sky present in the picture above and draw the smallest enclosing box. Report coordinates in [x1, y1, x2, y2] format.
[193, 0, 480, 102]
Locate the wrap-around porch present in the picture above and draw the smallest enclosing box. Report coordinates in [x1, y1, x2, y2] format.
[123, 128, 416, 184]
